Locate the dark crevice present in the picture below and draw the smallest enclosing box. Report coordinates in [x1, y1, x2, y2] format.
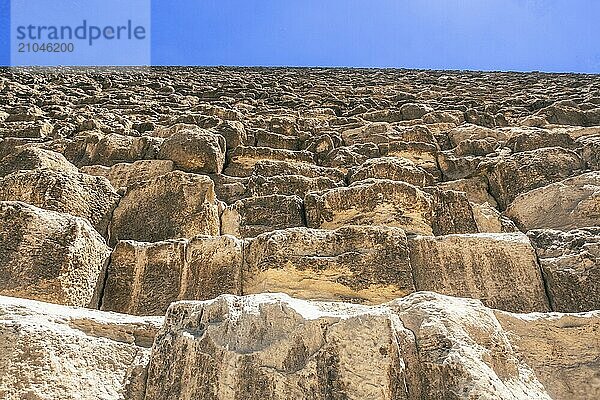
[531, 246, 555, 312]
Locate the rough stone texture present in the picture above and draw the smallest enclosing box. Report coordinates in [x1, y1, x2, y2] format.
[496, 310, 600, 400]
[0, 146, 78, 177]
[110, 171, 220, 246]
[305, 179, 435, 235]
[144, 292, 552, 400]
[81, 159, 175, 189]
[471, 202, 519, 233]
[251, 159, 345, 182]
[439, 175, 498, 207]
[243, 226, 415, 303]
[102, 236, 243, 316]
[64, 131, 163, 167]
[426, 187, 479, 235]
[390, 292, 552, 400]
[158, 128, 226, 174]
[0, 201, 110, 307]
[247, 174, 342, 197]
[505, 172, 600, 231]
[408, 233, 550, 312]
[528, 228, 600, 312]
[2, 67, 600, 400]
[225, 146, 315, 177]
[483, 148, 585, 210]
[0, 295, 162, 400]
[347, 156, 435, 187]
[221, 195, 305, 238]
[0, 169, 120, 237]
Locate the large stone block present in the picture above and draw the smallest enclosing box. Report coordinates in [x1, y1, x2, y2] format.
[144, 293, 420, 400]
[408, 233, 550, 312]
[225, 146, 315, 177]
[0, 295, 162, 400]
[158, 128, 226, 174]
[0, 169, 120, 237]
[484, 147, 585, 210]
[0, 201, 110, 307]
[390, 292, 552, 400]
[243, 226, 415, 303]
[0, 147, 78, 177]
[102, 236, 243, 316]
[110, 171, 220, 246]
[505, 172, 600, 231]
[305, 179, 434, 235]
[496, 310, 600, 400]
[144, 292, 551, 400]
[81, 159, 175, 189]
[347, 156, 435, 187]
[528, 228, 600, 312]
[64, 131, 163, 167]
[250, 159, 345, 182]
[246, 174, 342, 197]
[380, 141, 441, 179]
[221, 195, 305, 238]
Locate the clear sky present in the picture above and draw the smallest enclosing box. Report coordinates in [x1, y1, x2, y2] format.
[2, 0, 600, 72]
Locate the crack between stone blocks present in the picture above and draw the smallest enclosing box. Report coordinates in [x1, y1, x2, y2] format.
[95, 253, 111, 310]
[239, 238, 247, 296]
[389, 312, 424, 400]
[531, 245, 555, 312]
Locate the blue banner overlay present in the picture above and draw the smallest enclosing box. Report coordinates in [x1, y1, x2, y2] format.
[10, 0, 150, 66]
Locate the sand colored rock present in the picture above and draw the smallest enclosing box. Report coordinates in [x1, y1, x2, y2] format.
[484, 147, 585, 210]
[408, 233, 550, 312]
[102, 235, 243, 315]
[0, 146, 78, 177]
[158, 128, 226, 174]
[0, 168, 120, 237]
[347, 156, 435, 187]
[144, 292, 552, 400]
[0, 295, 162, 400]
[221, 194, 305, 238]
[225, 146, 315, 177]
[246, 174, 342, 197]
[81, 159, 175, 189]
[496, 310, 600, 400]
[0, 201, 110, 307]
[505, 172, 600, 231]
[110, 171, 220, 245]
[305, 179, 434, 235]
[243, 226, 414, 303]
[64, 131, 163, 167]
[528, 228, 600, 312]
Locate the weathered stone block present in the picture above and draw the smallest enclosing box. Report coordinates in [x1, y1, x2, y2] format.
[305, 179, 434, 235]
[408, 233, 550, 312]
[496, 310, 600, 400]
[505, 172, 600, 231]
[158, 128, 226, 174]
[102, 236, 243, 315]
[243, 226, 415, 303]
[0, 147, 77, 177]
[221, 195, 305, 238]
[0, 169, 120, 237]
[144, 293, 419, 400]
[528, 228, 600, 312]
[484, 147, 585, 210]
[225, 146, 315, 177]
[0, 201, 110, 307]
[81, 159, 175, 189]
[0, 295, 162, 400]
[347, 156, 434, 187]
[110, 171, 220, 245]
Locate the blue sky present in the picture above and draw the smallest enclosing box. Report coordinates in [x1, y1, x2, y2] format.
[2, 0, 600, 72]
